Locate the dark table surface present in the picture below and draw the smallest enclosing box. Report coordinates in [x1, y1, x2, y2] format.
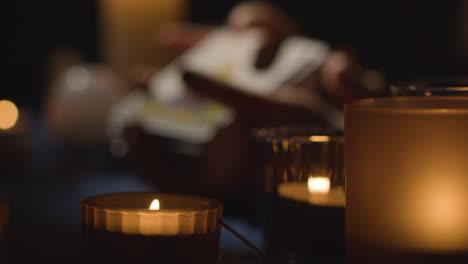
[0, 113, 263, 263]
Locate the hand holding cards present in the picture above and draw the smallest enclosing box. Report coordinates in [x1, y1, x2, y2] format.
[151, 28, 344, 130]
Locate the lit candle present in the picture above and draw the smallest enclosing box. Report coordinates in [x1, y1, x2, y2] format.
[273, 135, 345, 261]
[81, 192, 222, 263]
[346, 97, 468, 263]
[99, 0, 187, 79]
[277, 135, 345, 207]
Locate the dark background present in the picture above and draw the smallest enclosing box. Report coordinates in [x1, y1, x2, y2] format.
[2, 1, 468, 262]
[4, 0, 467, 110]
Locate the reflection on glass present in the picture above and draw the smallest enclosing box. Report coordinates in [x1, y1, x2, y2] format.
[252, 126, 345, 262]
[390, 76, 468, 97]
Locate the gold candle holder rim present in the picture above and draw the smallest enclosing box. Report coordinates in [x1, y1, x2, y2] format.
[346, 96, 468, 115]
[389, 75, 468, 96]
[82, 192, 223, 236]
[81, 192, 223, 213]
[289, 135, 344, 144]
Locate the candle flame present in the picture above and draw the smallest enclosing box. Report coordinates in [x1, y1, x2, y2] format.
[308, 177, 330, 193]
[149, 199, 160, 210]
[0, 100, 19, 130]
[309, 135, 330, 142]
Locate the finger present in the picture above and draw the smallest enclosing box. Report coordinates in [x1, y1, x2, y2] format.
[227, 1, 299, 38]
[128, 65, 160, 90]
[227, 1, 299, 69]
[158, 22, 213, 57]
[320, 50, 373, 106]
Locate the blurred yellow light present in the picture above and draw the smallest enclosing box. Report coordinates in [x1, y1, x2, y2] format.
[309, 135, 330, 142]
[0, 100, 19, 130]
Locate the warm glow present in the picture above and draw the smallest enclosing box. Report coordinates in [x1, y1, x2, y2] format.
[308, 177, 330, 193]
[0, 100, 19, 130]
[405, 178, 468, 250]
[309, 135, 330, 142]
[345, 97, 468, 255]
[149, 199, 160, 210]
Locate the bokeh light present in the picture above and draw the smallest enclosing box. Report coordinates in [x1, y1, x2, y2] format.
[0, 100, 19, 130]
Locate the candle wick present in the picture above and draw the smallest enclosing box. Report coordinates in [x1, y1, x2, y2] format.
[220, 220, 265, 258]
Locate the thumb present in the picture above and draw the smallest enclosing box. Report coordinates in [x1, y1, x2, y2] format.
[320, 51, 385, 106]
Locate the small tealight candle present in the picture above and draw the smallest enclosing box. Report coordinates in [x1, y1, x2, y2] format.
[81, 192, 222, 263]
[273, 135, 345, 261]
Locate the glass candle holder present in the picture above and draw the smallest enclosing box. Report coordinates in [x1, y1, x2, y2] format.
[252, 126, 340, 194]
[275, 135, 345, 262]
[81, 192, 222, 264]
[252, 126, 344, 263]
[345, 97, 468, 264]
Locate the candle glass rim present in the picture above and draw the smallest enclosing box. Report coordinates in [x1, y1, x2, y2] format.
[390, 85, 468, 96]
[251, 125, 342, 143]
[345, 96, 468, 115]
[81, 192, 223, 213]
[389, 75, 468, 96]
